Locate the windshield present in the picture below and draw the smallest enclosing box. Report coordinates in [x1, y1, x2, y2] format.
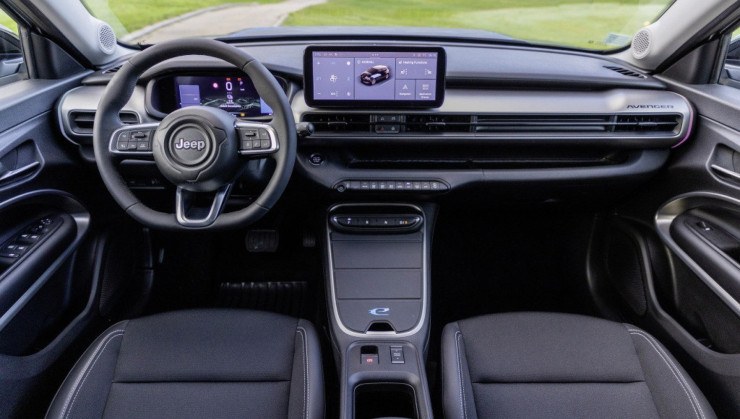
[83, 0, 674, 51]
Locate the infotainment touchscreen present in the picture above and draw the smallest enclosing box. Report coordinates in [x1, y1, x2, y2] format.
[173, 75, 273, 117]
[304, 46, 445, 108]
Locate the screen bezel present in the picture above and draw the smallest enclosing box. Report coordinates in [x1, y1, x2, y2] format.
[303, 45, 446, 108]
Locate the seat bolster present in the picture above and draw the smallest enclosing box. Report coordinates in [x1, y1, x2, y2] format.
[46, 321, 129, 419]
[288, 319, 324, 419]
[441, 322, 478, 419]
[626, 326, 717, 419]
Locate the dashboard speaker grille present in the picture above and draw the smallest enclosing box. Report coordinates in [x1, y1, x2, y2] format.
[632, 28, 651, 59]
[98, 23, 117, 55]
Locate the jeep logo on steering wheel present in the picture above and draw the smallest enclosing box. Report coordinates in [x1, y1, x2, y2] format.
[174, 138, 206, 151]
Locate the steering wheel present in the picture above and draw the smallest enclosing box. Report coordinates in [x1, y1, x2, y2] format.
[93, 38, 296, 230]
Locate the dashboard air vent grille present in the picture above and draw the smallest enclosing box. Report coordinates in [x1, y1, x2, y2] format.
[405, 114, 472, 133]
[604, 65, 646, 79]
[69, 110, 139, 135]
[476, 114, 679, 134]
[303, 114, 371, 132]
[102, 65, 122, 74]
[303, 113, 681, 136]
[613, 114, 680, 132]
[475, 115, 612, 133]
[102, 64, 123, 74]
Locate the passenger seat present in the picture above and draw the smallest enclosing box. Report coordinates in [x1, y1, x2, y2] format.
[441, 312, 715, 419]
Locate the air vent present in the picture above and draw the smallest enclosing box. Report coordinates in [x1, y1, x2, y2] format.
[304, 113, 680, 137]
[68, 110, 139, 135]
[303, 114, 372, 132]
[613, 114, 680, 132]
[475, 114, 679, 134]
[102, 64, 123, 74]
[475, 115, 612, 133]
[405, 114, 472, 133]
[604, 65, 646, 79]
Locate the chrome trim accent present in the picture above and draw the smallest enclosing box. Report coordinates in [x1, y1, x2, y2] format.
[325, 203, 428, 338]
[0, 161, 40, 183]
[655, 192, 740, 317]
[292, 89, 693, 143]
[709, 164, 740, 182]
[175, 184, 231, 228]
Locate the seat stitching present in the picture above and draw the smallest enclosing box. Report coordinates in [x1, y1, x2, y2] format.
[636, 330, 706, 419]
[297, 327, 309, 419]
[628, 329, 705, 419]
[62, 330, 125, 419]
[455, 331, 468, 419]
[628, 330, 704, 419]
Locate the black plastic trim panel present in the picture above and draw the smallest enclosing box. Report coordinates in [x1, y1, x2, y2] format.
[0, 190, 90, 330]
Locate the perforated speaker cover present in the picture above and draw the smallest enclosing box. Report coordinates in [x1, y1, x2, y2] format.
[632, 28, 651, 59]
[98, 23, 116, 55]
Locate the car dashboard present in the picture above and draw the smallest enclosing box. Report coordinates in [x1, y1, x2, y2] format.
[56, 39, 693, 203]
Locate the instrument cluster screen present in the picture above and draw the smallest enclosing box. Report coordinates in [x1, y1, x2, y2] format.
[174, 75, 273, 117]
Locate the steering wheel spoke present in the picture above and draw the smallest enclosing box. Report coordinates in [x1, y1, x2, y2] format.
[175, 184, 232, 228]
[235, 121, 280, 158]
[109, 122, 160, 160]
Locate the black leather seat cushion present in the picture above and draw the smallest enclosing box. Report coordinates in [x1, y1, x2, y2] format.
[442, 312, 716, 419]
[46, 310, 323, 419]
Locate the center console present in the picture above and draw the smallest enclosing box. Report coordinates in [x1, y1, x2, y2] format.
[309, 44, 444, 419]
[325, 203, 436, 419]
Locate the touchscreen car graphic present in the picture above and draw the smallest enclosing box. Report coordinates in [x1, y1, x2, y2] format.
[360, 65, 391, 86]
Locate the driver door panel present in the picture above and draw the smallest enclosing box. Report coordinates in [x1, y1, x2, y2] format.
[0, 72, 107, 417]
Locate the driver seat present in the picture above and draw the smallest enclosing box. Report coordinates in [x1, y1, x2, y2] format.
[46, 310, 324, 419]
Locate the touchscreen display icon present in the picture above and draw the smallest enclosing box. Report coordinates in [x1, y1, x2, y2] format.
[360, 65, 391, 86]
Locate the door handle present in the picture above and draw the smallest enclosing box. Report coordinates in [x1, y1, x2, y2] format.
[710, 164, 740, 182]
[0, 161, 40, 183]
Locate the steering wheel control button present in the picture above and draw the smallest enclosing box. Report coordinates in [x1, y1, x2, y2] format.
[169, 127, 211, 166]
[114, 128, 154, 154]
[237, 124, 278, 155]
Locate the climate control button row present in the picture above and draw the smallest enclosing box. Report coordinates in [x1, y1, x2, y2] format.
[335, 179, 449, 192]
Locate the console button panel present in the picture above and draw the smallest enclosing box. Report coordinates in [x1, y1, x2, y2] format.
[334, 179, 448, 192]
[332, 214, 421, 231]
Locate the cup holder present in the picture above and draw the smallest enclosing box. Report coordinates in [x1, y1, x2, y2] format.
[354, 383, 419, 419]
